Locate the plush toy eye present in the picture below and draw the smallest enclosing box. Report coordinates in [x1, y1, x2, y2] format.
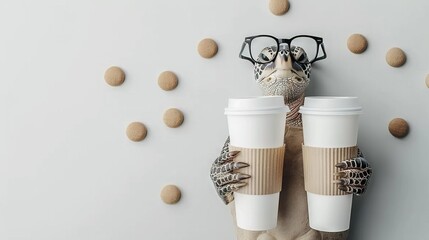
[293, 47, 309, 64]
[256, 47, 276, 63]
[297, 54, 307, 62]
[259, 53, 270, 62]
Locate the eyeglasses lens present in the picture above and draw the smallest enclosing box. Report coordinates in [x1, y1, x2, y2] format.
[290, 37, 318, 63]
[250, 36, 278, 64]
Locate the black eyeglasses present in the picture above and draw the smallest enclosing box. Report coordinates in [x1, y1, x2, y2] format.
[239, 35, 327, 65]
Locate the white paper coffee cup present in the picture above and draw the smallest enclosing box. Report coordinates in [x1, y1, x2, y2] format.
[225, 96, 289, 231]
[300, 96, 362, 232]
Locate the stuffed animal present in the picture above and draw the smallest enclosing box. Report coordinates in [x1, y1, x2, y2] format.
[210, 35, 372, 240]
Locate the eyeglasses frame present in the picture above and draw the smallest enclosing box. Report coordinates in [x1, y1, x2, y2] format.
[239, 34, 327, 65]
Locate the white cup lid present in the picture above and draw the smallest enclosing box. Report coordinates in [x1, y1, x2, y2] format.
[225, 96, 289, 115]
[299, 96, 362, 115]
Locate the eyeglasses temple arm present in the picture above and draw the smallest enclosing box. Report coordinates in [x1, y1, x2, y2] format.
[238, 42, 256, 65]
[313, 42, 327, 63]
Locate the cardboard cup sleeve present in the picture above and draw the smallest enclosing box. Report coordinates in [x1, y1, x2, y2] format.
[302, 145, 358, 196]
[229, 145, 285, 195]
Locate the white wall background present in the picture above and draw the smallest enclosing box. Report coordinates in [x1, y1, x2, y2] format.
[0, 0, 428, 239]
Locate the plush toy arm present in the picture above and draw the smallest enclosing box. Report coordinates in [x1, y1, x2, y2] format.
[335, 148, 372, 195]
[210, 137, 250, 204]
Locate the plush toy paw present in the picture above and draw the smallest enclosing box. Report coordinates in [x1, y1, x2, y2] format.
[210, 137, 250, 204]
[335, 153, 372, 195]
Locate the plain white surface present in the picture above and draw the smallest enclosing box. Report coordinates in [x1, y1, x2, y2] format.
[301, 97, 361, 147]
[227, 114, 286, 148]
[234, 193, 279, 231]
[226, 96, 287, 148]
[307, 192, 353, 232]
[0, 0, 428, 239]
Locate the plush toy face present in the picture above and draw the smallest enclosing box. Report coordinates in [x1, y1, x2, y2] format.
[253, 44, 312, 102]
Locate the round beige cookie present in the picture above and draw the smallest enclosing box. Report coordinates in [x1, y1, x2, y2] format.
[126, 122, 147, 142]
[104, 66, 125, 86]
[388, 118, 409, 138]
[158, 71, 178, 91]
[198, 38, 218, 58]
[160, 185, 181, 204]
[163, 108, 184, 128]
[386, 47, 406, 67]
[269, 0, 289, 16]
[425, 74, 429, 88]
[347, 34, 368, 54]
